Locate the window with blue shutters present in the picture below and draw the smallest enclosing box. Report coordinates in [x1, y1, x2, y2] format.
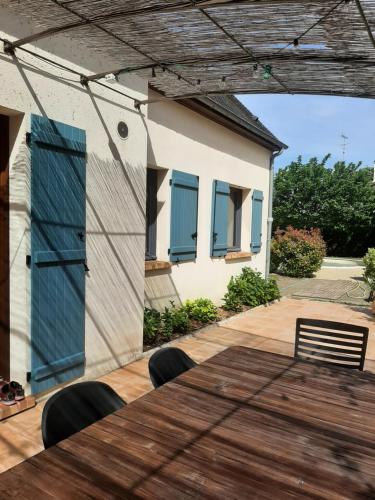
[170, 170, 199, 262]
[251, 189, 264, 253]
[211, 180, 230, 257]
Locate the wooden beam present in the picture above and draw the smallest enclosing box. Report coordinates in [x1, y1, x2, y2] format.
[0, 114, 10, 379]
[4, 0, 251, 52]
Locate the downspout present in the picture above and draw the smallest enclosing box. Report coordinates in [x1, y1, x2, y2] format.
[265, 148, 284, 278]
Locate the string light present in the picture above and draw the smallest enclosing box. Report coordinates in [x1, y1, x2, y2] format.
[263, 65, 272, 80]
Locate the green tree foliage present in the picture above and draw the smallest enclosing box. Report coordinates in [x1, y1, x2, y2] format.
[273, 155, 375, 256]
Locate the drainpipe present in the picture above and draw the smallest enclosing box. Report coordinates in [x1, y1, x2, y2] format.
[265, 148, 284, 278]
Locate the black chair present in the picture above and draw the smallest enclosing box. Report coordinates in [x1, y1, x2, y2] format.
[42, 381, 126, 448]
[148, 347, 197, 388]
[295, 318, 369, 370]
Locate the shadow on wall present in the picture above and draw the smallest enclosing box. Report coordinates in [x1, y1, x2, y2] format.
[1, 8, 144, 96]
[8, 61, 148, 386]
[147, 95, 270, 167]
[144, 268, 182, 311]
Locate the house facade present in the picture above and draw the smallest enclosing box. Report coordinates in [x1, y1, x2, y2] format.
[0, 6, 284, 397]
[145, 91, 284, 309]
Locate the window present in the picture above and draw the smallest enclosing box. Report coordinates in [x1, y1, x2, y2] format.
[145, 168, 157, 260]
[227, 188, 242, 251]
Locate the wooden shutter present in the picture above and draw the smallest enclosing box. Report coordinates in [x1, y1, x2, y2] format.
[251, 189, 263, 253]
[211, 180, 230, 257]
[30, 114, 86, 394]
[170, 170, 199, 262]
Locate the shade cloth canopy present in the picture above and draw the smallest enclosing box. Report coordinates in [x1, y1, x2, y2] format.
[3, 0, 375, 99]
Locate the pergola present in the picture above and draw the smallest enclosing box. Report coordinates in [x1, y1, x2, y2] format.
[2, 0, 375, 104]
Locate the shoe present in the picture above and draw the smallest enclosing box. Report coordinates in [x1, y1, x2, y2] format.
[0, 381, 16, 406]
[9, 381, 25, 401]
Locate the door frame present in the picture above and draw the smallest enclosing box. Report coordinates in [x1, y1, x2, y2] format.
[0, 114, 10, 379]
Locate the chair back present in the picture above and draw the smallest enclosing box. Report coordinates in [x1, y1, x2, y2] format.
[148, 347, 197, 388]
[42, 381, 125, 448]
[295, 318, 369, 370]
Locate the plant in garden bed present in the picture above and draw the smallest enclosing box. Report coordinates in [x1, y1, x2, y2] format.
[184, 298, 218, 324]
[143, 307, 162, 344]
[363, 249, 375, 307]
[223, 267, 280, 312]
[161, 302, 190, 339]
[271, 226, 326, 278]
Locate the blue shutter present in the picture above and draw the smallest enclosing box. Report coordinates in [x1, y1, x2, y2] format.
[251, 189, 263, 253]
[30, 114, 86, 394]
[170, 170, 199, 262]
[211, 180, 229, 257]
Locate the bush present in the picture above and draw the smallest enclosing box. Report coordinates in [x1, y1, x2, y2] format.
[363, 248, 375, 295]
[143, 307, 161, 343]
[271, 226, 326, 278]
[184, 298, 218, 323]
[223, 267, 280, 311]
[161, 302, 190, 339]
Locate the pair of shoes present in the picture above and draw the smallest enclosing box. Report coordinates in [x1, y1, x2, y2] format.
[0, 379, 25, 406]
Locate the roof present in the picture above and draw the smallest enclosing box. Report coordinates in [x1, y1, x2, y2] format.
[3, 0, 375, 100]
[184, 94, 286, 151]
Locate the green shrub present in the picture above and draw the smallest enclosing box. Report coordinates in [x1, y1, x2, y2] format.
[143, 307, 161, 343]
[222, 288, 243, 312]
[223, 267, 280, 311]
[271, 226, 326, 278]
[184, 298, 218, 323]
[363, 248, 375, 294]
[161, 302, 190, 339]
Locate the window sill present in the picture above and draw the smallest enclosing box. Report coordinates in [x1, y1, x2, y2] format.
[225, 251, 252, 261]
[145, 260, 172, 272]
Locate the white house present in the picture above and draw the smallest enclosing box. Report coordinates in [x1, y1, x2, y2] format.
[0, 5, 285, 397]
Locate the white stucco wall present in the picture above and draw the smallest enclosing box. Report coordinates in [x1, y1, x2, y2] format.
[1, 9, 148, 393]
[145, 93, 272, 309]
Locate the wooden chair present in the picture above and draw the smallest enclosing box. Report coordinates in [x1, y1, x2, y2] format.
[42, 381, 126, 448]
[295, 318, 369, 370]
[148, 347, 197, 388]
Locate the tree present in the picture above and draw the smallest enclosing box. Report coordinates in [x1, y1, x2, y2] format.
[273, 155, 375, 256]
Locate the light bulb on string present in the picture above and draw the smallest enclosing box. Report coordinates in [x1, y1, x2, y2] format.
[219, 75, 227, 90]
[263, 65, 272, 81]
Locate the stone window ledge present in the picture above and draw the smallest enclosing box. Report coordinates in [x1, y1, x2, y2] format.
[225, 251, 252, 261]
[145, 260, 172, 272]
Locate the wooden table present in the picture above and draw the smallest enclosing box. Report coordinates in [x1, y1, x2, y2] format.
[2, 346, 375, 499]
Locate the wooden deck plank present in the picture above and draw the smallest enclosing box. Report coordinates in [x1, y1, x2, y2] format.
[1, 346, 375, 499]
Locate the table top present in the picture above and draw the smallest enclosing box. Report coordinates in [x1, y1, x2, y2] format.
[2, 346, 375, 499]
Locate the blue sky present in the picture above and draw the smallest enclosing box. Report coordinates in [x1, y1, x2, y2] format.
[237, 94, 375, 171]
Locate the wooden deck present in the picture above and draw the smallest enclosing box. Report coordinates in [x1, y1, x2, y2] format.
[1, 346, 375, 498]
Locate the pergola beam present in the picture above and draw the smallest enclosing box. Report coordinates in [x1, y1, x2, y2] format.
[192, 2, 292, 93]
[354, 0, 375, 50]
[3, 0, 255, 52]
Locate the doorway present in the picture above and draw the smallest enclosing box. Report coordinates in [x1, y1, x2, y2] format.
[0, 114, 9, 379]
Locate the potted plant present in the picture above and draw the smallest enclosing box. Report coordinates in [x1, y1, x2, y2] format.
[363, 248, 375, 313]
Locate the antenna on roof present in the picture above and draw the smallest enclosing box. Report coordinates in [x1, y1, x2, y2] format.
[341, 133, 348, 161]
